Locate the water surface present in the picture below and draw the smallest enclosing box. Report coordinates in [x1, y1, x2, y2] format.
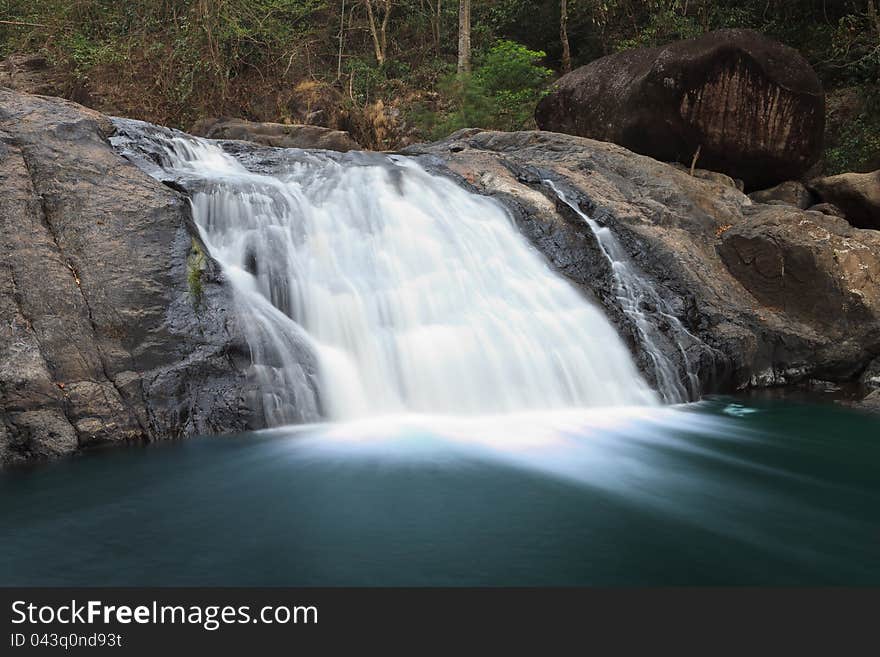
[2, 398, 877, 586]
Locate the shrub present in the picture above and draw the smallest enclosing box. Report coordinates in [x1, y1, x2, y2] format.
[187, 239, 207, 308]
[422, 39, 553, 138]
[825, 89, 880, 174]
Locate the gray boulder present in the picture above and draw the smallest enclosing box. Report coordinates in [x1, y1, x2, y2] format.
[0, 90, 261, 467]
[668, 163, 744, 191]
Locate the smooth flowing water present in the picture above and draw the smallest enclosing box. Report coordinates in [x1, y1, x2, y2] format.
[112, 120, 657, 423]
[60, 123, 876, 586]
[546, 181, 705, 403]
[2, 398, 878, 586]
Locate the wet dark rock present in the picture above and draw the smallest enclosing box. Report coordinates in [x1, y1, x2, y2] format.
[535, 29, 824, 190]
[0, 90, 261, 467]
[862, 358, 880, 389]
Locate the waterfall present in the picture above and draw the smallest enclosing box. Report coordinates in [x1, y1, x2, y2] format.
[113, 120, 659, 424]
[545, 180, 702, 403]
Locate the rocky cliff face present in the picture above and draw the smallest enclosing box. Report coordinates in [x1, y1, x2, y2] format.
[405, 130, 880, 393]
[0, 90, 262, 467]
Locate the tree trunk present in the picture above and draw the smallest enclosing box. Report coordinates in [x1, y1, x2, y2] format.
[337, 0, 346, 80]
[380, 0, 391, 59]
[432, 0, 442, 55]
[560, 0, 571, 74]
[869, 0, 880, 38]
[364, 0, 386, 66]
[457, 0, 471, 74]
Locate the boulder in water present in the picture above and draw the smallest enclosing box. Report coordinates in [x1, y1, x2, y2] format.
[718, 207, 880, 332]
[535, 29, 824, 190]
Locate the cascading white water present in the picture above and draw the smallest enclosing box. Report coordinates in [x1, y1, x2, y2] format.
[545, 181, 703, 403]
[115, 122, 660, 422]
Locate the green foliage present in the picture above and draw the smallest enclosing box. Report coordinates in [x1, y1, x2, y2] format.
[825, 89, 880, 174]
[614, 1, 703, 51]
[477, 39, 553, 96]
[824, 9, 880, 86]
[0, 0, 878, 153]
[58, 31, 123, 79]
[345, 57, 387, 104]
[187, 239, 207, 308]
[408, 58, 456, 90]
[0, 0, 332, 125]
[421, 40, 552, 137]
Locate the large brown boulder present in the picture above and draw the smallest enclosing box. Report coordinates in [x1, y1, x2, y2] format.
[535, 29, 824, 190]
[0, 90, 266, 467]
[191, 117, 361, 152]
[809, 170, 880, 229]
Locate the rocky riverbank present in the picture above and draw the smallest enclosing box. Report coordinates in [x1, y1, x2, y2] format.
[0, 90, 262, 467]
[1, 88, 878, 466]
